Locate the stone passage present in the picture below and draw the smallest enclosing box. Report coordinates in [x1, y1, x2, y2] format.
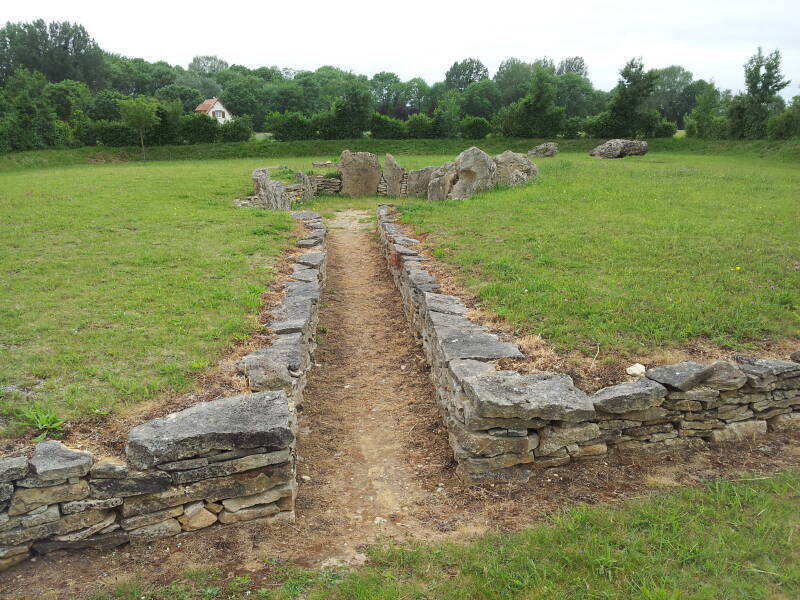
[377, 204, 800, 481]
[0, 212, 327, 572]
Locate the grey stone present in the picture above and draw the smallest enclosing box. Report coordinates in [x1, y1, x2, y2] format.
[406, 269, 440, 292]
[427, 162, 458, 200]
[339, 150, 381, 196]
[240, 343, 302, 392]
[449, 422, 533, 457]
[168, 449, 290, 485]
[393, 236, 420, 246]
[769, 413, 800, 431]
[89, 458, 129, 479]
[646, 361, 708, 391]
[291, 210, 321, 221]
[29, 441, 92, 481]
[252, 169, 291, 210]
[462, 372, 595, 422]
[0, 544, 30, 559]
[383, 154, 404, 197]
[121, 506, 183, 530]
[734, 355, 800, 389]
[285, 280, 321, 302]
[700, 361, 747, 390]
[61, 497, 123, 515]
[536, 423, 601, 456]
[493, 150, 538, 186]
[90, 471, 172, 499]
[220, 482, 294, 513]
[424, 292, 467, 315]
[435, 326, 522, 363]
[393, 243, 418, 256]
[0, 457, 28, 483]
[15, 475, 67, 488]
[406, 166, 437, 197]
[790, 350, 800, 362]
[296, 238, 320, 248]
[32, 531, 129, 554]
[591, 378, 667, 414]
[52, 512, 116, 542]
[8, 480, 89, 516]
[157, 458, 209, 471]
[589, 139, 649, 159]
[0, 504, 60, 532]
[297, 251, 324, 268]
[290, 267, 319, 283]
[451, 147, 497, 200]
[0, 521, 60, 546]
[528, 142, 558, 158]
[126, 391, 294, 469]
[218, 502, 281, 524]
[0, 483, 12, 503]
[128, 518, 181, 541]
[710, 420, 767, 442]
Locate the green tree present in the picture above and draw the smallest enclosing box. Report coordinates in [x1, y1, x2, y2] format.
[432, 90, 461, 137]
[556, 56, 588, 77]
[0, 20, 106, 88]
[405, 77, 430, 115]
[728, 48, 790, 139]
[3, 68, 58, 150]
[317, 81, 374, 139]
[88, 89, 126, 121]
[554, 72, 597, 118]
[46, 79, 91, 121]
[461, 79, 501, 118]
[494, 58, 534, 105]
[684, 83, 727, 139]
[188, 55, 229, 75]
[646, 65, 699, 127]
[445, 58, 488, 92]
[219, 75, 266, 127]
[119, 96, 160, 159]
[174, 70, 221, 98]
[155, 84, 204, 113]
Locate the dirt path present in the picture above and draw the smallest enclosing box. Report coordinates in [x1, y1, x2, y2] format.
[4, 210, 800, 599]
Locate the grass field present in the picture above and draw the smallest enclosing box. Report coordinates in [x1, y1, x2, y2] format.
[0, 159, 299, 434]
[90, 472, 800, 599]
[399, 151, 800, 354]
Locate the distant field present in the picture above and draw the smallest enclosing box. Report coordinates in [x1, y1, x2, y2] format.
[0, 159, 298, 433]
[400, 151, 800, 353]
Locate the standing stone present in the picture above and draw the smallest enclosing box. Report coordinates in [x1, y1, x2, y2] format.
[493, 151, 538, 187]
[407, 166, 437, 197]
[252, 168, 291, 210]
[450, 147, 497, 200]
[427, 163, 458, 200]
[528, 142, 558, 157]
[296, 171, 315, 203]
[338, 150, 382, 196]
[382, 154, 404, 197]
[589, 139, 648, 158]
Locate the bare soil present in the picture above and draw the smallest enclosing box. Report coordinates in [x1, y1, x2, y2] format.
[2, 210, 799, 600]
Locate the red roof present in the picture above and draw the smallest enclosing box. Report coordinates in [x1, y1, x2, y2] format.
[194, 98, 217, 113]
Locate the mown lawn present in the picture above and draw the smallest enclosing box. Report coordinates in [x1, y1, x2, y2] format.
[400, 152, 800, 354]
[92, 472, 800, 600]
[0, 159, 300, 433]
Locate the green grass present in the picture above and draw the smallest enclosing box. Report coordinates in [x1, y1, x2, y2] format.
[0, 159, 297, 433]
[2, 137, 798, 173]
[90, 471, 800, 600]
[400, 151, 800, 354]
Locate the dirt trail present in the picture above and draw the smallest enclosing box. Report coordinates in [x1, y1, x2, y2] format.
[4, 209, 800, 599]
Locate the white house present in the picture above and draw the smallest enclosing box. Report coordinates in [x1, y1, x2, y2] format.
[194, 98, 233, 124]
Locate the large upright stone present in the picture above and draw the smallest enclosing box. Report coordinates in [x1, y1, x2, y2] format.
[427, 162, 458, 200]
[29, 441, 92, 481]
[382, 154, 404, 197]
[589, 139, 648, 159]
[407, 166, 437, 197]
[126, 392, 294, 469]
[493, 151, 538, 187]
[450, 147, 497, 200]
[252, 168, 292, 210]
[339, 150, 381, 196]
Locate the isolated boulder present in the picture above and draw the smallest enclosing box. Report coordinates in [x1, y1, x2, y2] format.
[528, 142, 558, 157]
[493, 151, 538, 187]
[382, 154, 405, 197]
[407, 166, 437, 197]
[251, 168, 291, 210]
[450, 146, 497, 200]
[427, 162, 458, 201]
[589, 139, 648, 159]
[339, 150, 381, 196]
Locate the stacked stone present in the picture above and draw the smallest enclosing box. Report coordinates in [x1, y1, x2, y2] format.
[309, 175, 342, 195]
[0, 212, 327, 572]
[239, 212, 327, 410]
[377, 205, 800, 481]
[376, 175, 388, 196]
[399, 172, 409, 197]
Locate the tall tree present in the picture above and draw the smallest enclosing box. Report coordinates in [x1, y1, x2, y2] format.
[155, 84, 204, 113]
[445, 58, 488, 92]
[494, 58, 535, 105]
[119, 96, 159, 159]
[188, 55, 229, 75]
[461, 79, 501, 118]
[0, 20, 106, 88]
[405, 77, 430, 115]
[557, 56, 588, 77]
[2, 68, 58, 150]
[728, 48, 790, 139]
[46, 79, 91, 121]
[647, 65, 697, 127]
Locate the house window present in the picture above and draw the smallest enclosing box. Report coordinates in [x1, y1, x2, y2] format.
[213, 110, 225, 118]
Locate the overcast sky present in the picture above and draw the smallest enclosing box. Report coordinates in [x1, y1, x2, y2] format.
[5, 0, 799, 98]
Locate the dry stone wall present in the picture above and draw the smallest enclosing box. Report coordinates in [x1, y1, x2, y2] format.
[377, 204, 800, 482]
[0, 212, 327, 572]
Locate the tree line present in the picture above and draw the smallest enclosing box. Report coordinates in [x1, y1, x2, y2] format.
[0, 19, 796, 154]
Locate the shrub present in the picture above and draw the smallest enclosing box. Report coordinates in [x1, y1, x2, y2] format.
[432, 106, 460, 138]
[459, 116, 491, 139]
[145, 102, 182, 146]
[218, 115, 253, 142]
[179, 113, 218, 144]
[767, 110, 800, 139]
[406, 113, 435, 138]
[266, 111, 315, 141]
[53, 120, 78, 148]
[370, 113, 407, 139]
[0, 120, 10, 154]
[92, 120, 137, 146]
[561, 116, 584, 139]
[653, 119, 678, 138]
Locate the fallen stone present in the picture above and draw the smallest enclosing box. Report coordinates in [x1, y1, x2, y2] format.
[451, 147, 497, 200]
[218, 502, 281, 524]
[32, 531, 129, 554]
[527, 142, 558, 157]
[0, 457, 28, 483]
[589, 139, 648, 159]
[126, 391, 294, 469]
[90, 471, 171, 499]
[220, 482, 295, 513]
[462, 372, 595, 422]
[645, 361, 708, 391]
[121, 506, 183, 531]
[591, 378, 667, 414]
[493, 150, 537, 187]
[455, 452, 534, 477]
[8, 480, 89, 516]
[710, 420, 767, 442]
[128, 518, 181, 541]
[61, 497, 123, 515]
[29, 441, 92, 481]
[790, 350, 800, 362]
